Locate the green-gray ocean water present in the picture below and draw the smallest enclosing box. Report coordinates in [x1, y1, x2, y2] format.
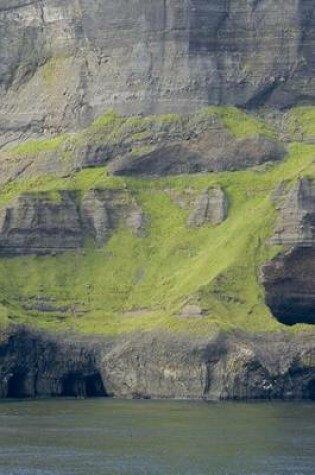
[0, 399, 314, 475]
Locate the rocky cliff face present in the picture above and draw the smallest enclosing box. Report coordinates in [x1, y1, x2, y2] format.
[0, 1, 314, 402]
[0, 326, 314, 400]
[0, 326, 110, 398]
[263, 178, 315, 326]
[109, 135, 286, 177]
[0, 189, 145, 256]
[0, 0, 314, 147]
[187, 186, 228, 227]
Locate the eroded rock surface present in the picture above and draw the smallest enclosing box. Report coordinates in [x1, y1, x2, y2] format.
[262, 178, 315, 325]
[0, 0, 314, 147]
[0, 189, 145, 256]
[0, 326, 314, 400]
[270, 178, 315, 247]
[188, 186, 228, 227]
[109, 136, 286, 177]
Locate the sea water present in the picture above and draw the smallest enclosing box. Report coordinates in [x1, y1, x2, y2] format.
[0, 399, 314, 475]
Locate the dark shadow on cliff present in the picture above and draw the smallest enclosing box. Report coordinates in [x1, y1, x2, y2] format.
[7, 372, 29, 398]
[62, 372, 106, 398]
[306, 379, 315, 400]
[0, 326, 111, 399]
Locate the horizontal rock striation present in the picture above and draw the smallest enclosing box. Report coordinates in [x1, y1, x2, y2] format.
[270, 178, 315, 247]
[0, 0, 314, 146]
[0, 189, 145, 256]
[0, 326, 314, 400]
[262, 178, 315, 325]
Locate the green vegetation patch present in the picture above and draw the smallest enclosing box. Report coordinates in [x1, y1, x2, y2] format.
[91, 109, 123, 129]
[287, 106, 315, 140]
[205, 106, 276, 139]
[8, 135, 68, 157]
[1, 106, 314, 336]
[0, 142, 314, 336]
[42, 56, 68, 87]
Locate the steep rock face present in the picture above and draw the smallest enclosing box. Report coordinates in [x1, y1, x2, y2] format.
[0, 189, 145, 256]
[270, 178, 315, 247]
[0, 191, 82, 256]
[0, 0, 314, 147]
[187, 186, 228, 227]
[0, 327, 314, 400]
[262, 178, 315, 325]
[63, 330, 315, 401]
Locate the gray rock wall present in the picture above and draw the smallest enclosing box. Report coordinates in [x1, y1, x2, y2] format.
[0, 326, 314, 400]
[187, 186, 228, 227]
[0, 0, 314, 146]
[0, 189, 145, 256]
[109, 136, 286, 177]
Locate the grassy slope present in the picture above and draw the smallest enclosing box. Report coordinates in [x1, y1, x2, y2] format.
[0, 107, 314, 336]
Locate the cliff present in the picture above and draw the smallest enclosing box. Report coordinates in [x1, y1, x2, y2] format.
[0, 105, 314, 400]
[0, 326, 314, 400]
[0, 0, 314, 148]
[0, 1, 314, 401]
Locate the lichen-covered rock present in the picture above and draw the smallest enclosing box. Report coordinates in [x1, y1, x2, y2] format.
[187, 186, 228, 227]
[0, 0, 314, 146]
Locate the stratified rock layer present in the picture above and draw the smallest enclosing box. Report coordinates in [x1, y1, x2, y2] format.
[0, 0, 314, 146]
[0, 189, 145, 256]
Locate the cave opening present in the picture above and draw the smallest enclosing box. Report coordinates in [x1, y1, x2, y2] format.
[86, 373, 106, 397]
[7, 373, 28, 398]
[62, 372, 106, 398]
[305, 379, 315, 401]
[263, 247, 315, 326]
[267, 297, 315, 326]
